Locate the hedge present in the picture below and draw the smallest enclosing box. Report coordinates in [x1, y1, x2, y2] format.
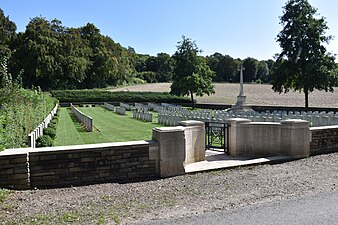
[43, 127, 56, 139]
[50, 90, 192, 103]
[36, 135, 53, 147]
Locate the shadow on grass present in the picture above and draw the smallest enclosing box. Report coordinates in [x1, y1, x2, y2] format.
[66, 108, 87, 133]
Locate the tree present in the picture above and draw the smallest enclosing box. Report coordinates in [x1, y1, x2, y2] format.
[11, 17, 64, 90]
[272, 0, 337, 108]
[0, 8, 16, 80]
[170, 36, 215, 109]
[0, 8, 16, 58]
[242, 57, 259, 82]
[256, 61, 271, 83]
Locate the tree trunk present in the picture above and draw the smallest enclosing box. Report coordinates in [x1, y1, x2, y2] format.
[304, 88, 309, 109]
[190, 91, 195, 109]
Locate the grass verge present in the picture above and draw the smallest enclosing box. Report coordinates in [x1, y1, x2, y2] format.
[54, 106, 161, 146]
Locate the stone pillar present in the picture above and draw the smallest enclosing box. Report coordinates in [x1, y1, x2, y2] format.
[281, 119, 310, 158]
[152, 126, 186, 178]
[179, 120, 205, 164]
[226, 118, 251, 157]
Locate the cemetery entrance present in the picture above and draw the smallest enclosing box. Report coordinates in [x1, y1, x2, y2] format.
[205, 122, 230, 153]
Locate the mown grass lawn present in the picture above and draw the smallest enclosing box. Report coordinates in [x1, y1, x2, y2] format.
[54, 106, 161, 146]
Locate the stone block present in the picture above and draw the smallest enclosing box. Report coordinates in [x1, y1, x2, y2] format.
[179, 120, 205, 164]
[152, 126, 185, 177]
[281, 119, 310, 158]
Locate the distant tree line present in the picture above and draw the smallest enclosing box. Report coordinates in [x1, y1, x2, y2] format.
[0, 8, 277, 90]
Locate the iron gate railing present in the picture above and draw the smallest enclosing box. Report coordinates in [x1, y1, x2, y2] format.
[205, 122, 230, 153]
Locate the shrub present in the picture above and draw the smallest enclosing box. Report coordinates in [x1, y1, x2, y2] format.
[51, 117, 58, 125]
[36, 135, 53, 147]
[50, 90, 191, 103]
[43, 127, 56, 139]
[48, 121, 57, 129]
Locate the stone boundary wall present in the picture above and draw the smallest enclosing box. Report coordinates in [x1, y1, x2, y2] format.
[310, 125, 338, 155]
[70, 103, 93, 132]
[0, 148, 30, 190]
[28, 104, 58, 148]
[0, 141, 159, 189]
[227, 119, 311, 158]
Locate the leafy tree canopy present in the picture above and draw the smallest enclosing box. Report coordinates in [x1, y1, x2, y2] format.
[272, 0, 337, 108]
[170, 36, 215, 108]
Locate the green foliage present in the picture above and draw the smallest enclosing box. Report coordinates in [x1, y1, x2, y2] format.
[48, 122, 57, 130]
[36, 135, 53, 147]
[0, 8, 16, 63]
[273, 0, 338, 108]
[0, 58, 57, 150]
[50, 90, 191, 103]
[52, 115, 59, 123]
[43, 127, 56, 139]
[206, 53, 241, 82]
[0, 188, 11, 203]
[10, 17, 136, 90]
[171, 36, 215, 108]
[242, 57, 259, 82]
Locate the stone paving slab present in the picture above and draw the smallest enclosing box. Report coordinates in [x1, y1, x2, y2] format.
[184, 150, 293, 173]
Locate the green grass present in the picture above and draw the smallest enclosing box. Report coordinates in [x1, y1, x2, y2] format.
[0, 189, 11, 204]
[54, 107, 162, 146]
[54, 107, 85, 146]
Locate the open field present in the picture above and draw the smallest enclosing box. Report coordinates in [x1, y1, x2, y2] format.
[111, 83, 338, 108]
[54, 107, 159, 146]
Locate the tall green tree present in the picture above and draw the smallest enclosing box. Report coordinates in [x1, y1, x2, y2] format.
[0, 8, 16, 57]
[170, 36, 215, 109]
[242, 57, 259, 82]
[0, 8, 16, 81]
[272, 0, 337, 108]
[12, 17, 64, 89]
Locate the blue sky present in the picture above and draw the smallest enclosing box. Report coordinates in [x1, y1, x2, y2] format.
[1, 0, 337, 60]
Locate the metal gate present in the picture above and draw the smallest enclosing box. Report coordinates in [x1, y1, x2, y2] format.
[205, 122, 230, 153]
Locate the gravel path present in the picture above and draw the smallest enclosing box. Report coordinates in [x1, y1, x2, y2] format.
[1, 153, 337, 224]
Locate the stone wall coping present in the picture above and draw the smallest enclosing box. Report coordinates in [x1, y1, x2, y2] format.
[1, 141, 150, 156]
[226, 118, 251, 122]
[0, 147, 32, 156]
[179, 120, 204, 126]
[281, 119, 309, 124]
[153, 126, 185, 132]
[29, 141, 150, 153]
[242, 122, 282, 126]
[310, 125, 338, 131]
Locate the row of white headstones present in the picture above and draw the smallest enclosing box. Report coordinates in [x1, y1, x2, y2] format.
[103, 102, 338, 127]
